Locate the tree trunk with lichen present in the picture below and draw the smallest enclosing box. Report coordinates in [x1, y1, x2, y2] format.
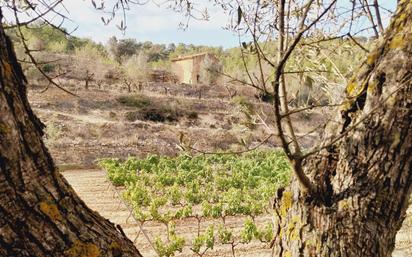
[0, 12, 142, 257]
[272, 2, 412, 257]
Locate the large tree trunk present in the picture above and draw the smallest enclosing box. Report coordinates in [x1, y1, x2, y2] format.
[272, 2, 412, 257]
[0, 13, 142, 257]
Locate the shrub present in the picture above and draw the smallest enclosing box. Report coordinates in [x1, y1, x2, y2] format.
[104, 69, 118, 80]
[109, 112, 117, 118]
[255, 92, 274, 103]
[123, 53, 150, 82]
[117, 95, 151, 108]
[187, 111, 199, 120]
[231, 96, 254, 110]
[124, 107, 181, 123]
[142, 108, 167, 122]
[42, 63, 55, 73]
[125, 111, 140, 122]
[141, 107, 180, 122]
[48, 41, 68, 53]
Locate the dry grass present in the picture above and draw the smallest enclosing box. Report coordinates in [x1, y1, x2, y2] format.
[29, 79, 325, 167]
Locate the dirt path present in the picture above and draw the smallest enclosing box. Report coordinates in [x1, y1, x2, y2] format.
[63, 169, 412, 257]
[63, 169, 158, 257]
[33, 108, 116, 124]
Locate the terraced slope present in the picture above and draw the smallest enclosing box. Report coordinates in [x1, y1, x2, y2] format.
[29, 87, 325, 168]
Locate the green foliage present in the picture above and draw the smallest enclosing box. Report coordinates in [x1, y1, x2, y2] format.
[24, 23, 67, 50]
[117, 95, 151, 108]
[154, 223, 185, 257]
[98, 159, 135, 186]
[217, 225, 233, 244]
[74, 42, 108, 60]
[107, 37, 140, 63]
[48, 41, 68, 53]
[191, 225, 215, 254]
[99, 150, 291, 256]
[257, 222, 275, 243]
[202, 202, 223, 219]
[8, 23, 368, 96]
[107, 36, 173, 64]
[240, 218, 258, 243]
[240, 219, 274, 243]
[42, 63, 55, 73]
[169, 43, 224, 59]
[8, 22, 107, 55]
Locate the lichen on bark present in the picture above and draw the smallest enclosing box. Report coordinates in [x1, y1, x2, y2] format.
[272, 1, 412, 256]
[0, 9, 142, 257]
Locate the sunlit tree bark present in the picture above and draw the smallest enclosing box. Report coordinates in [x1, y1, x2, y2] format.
[0, 11, 142, 257]
[272, 1, 412, 256]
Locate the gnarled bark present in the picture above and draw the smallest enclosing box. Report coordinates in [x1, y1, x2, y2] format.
[272, 2, 412, 256]
[0, 12, 142, 257]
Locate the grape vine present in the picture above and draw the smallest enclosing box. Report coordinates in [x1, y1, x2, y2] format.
[99, 150, 291, 256]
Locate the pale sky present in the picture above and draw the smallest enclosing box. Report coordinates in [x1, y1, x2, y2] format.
[62, 0, 238, 47]
[3, 0, 398, 48]
[62, 0, 397, 48]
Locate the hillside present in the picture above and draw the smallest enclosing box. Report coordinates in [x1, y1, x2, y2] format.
[28, 77, 326, 168]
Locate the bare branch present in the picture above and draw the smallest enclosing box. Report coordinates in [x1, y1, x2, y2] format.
[11, 0, 77, 96]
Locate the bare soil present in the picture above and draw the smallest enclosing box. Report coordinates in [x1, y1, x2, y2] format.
[62, 169, 274, 257]
[63, 169, 411, 257]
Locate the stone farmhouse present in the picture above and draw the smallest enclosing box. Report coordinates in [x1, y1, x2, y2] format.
[171, 53, 220, 84]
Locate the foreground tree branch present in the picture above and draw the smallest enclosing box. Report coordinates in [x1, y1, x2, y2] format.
[272, 1, 412, 256]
